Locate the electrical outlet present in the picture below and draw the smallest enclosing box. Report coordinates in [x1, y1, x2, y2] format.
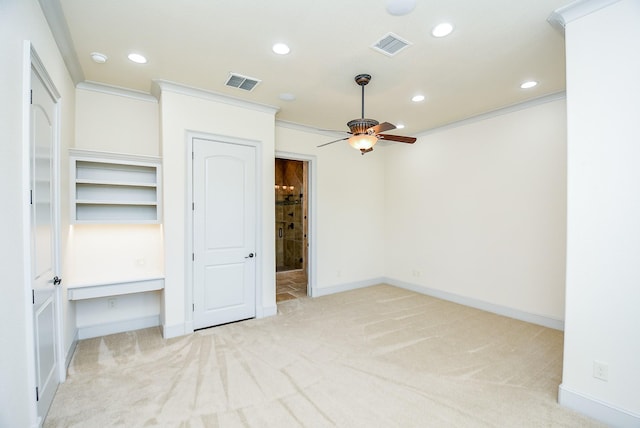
[107, 297, 117, 310]
[593, 360, 609, 381]
[336, 269, 342, 278]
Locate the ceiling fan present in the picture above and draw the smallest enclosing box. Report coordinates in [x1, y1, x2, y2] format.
[318, 74, 417, 155]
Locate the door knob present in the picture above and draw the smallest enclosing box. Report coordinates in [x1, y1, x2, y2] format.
[53, 276, 62, 286]
[245, 253, 255, 259]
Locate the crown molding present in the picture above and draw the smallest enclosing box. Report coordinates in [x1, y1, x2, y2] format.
[76, 81, 158, 103]
[275, 120, 346, 138]
[152, 80, 279, 115]
[38, 0, 84, 84]
[548, 0, 623, 31]
[416, 91, 566, 138]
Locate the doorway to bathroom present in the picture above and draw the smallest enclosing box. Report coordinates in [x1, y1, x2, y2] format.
[275, 158, 309, 302]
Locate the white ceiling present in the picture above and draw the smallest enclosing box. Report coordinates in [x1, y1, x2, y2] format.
[53, 0, 571, 136]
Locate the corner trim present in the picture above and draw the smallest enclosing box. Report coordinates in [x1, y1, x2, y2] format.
[384, 278, 565, 330]
[558, 384, 640, 427]
[152, 79, 280, 115]
[548, 0, 623, 30]
[77, 315, 160, 340]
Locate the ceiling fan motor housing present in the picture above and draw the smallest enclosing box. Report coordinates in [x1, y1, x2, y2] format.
[347, 118, 379, 135]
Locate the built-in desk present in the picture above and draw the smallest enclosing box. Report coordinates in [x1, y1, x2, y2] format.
[67, 277, 164, 300]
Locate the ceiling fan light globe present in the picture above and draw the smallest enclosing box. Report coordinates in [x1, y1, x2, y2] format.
[348, 135, 378, 151]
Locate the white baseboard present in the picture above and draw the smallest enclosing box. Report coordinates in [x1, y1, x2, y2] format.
[383, 278, 565, 331]
[162, 321, 189, 339]
[559, 384, 640, 427]
[65, 330, 78, 369]
[311, 277, 385, 297]
[77, 315, 160, 340]
[259, 304, 278, 318]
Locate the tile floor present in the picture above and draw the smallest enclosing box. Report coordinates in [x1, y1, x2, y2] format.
[275, 269, 307, 302]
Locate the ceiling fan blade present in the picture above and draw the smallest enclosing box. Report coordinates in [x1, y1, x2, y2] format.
[360, 147, 374, 155]
[368, 122, 396, 134]
[378, 134, 417, 144]
[317, 137, 349, 148]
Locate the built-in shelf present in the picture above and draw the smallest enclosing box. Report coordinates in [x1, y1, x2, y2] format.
[70, 149, 162, 223]
[67, 277, 164, 300]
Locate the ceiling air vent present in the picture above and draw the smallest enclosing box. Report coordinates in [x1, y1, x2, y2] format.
[224, 73, 261, 91]
[371, 32, 412, 57]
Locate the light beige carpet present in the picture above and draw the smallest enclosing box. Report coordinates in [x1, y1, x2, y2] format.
[45, 285, 603, 427]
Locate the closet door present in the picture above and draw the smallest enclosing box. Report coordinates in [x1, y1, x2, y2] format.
[192, 138, 257, 329]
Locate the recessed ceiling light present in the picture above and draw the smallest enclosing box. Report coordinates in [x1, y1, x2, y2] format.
[411, 94, 425, 102]
[385, 0, 416, 16]
[90, 52, 108, 64]
[432, 22, 454, 38]
[520, 80, 538, 89]
[395, 123, 405, 129]
[279, 93, 296, 101]
[127, 53, 147, 64]
[272, 43, 290, 55]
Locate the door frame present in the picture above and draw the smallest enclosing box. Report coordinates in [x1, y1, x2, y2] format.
[22, 42, 64, 424]
[185, 131, 263, 333]
[275, 151, 317, 297]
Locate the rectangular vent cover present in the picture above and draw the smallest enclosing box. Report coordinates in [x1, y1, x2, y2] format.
[371, 32, 411, 57]
[225, 73, 261, 91]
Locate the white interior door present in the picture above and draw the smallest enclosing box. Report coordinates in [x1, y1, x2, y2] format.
[30, 68, 60, 419]
[192, 138, 257, 329]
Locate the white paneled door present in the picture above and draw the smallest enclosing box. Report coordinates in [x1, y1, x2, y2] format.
[30, 67, 60, 420]
[192, 138, 257, 329]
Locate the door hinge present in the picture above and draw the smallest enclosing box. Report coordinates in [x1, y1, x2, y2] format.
[32, 289, 35, 304]
[35, 386, 39, 401]
[192, 202, 195, 211]
[30, 189, 33, 205]
[30, 90, 33, 105]
[192, 303, 195, 312]
[192, 253, 194, 261]
[192, 151, 194, 159]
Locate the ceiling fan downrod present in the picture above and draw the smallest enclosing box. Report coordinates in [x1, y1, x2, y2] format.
[354, 73, 371, 119]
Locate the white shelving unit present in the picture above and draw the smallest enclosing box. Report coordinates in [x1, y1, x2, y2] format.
[70, 149, 162, 223]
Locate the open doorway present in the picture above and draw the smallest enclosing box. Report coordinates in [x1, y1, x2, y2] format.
[275, 158, 309, 302]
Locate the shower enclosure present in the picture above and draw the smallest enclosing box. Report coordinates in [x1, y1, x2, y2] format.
[275, 159, 306, 272]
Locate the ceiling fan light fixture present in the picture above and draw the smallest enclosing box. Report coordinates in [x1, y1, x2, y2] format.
[348, 134, 378, 151]
[411, 94, 425, 102]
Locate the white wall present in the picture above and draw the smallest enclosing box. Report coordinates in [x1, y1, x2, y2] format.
[69, 87, 163, 337]
[157, 85, 278, 337]
[560, 0, 640, 424]
[275, 124, 387, 291]
[0, 1, 75, 426]
[384, 99, 567, 323]
[75, 85, 159, 155]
